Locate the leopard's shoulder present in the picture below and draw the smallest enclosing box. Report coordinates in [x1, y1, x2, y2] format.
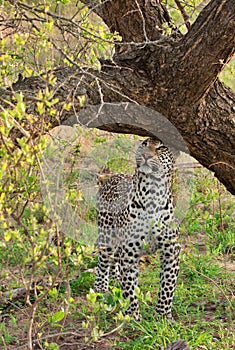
[97, 174, 133, 209]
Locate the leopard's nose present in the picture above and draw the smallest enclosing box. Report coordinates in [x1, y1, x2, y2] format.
[143, 152, 153, 160]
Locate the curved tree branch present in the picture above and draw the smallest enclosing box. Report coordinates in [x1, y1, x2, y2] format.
[82, 0, 171, 42]
[0, 0, 235, 194]
[175, 0, 235, 103]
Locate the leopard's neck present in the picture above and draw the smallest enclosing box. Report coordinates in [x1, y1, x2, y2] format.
[132, 169, 174, 214]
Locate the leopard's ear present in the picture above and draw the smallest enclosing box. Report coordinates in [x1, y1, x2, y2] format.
[148, 136, 162, 143]
[147, 137, 164, 149]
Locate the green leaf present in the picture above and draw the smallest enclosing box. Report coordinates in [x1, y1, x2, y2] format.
[4, 231, 11, 242]
[48, 310, 64, 324]
[48, 343, 59, 350]
[48, 287, 58, 299]
[87, 291, 98, 304]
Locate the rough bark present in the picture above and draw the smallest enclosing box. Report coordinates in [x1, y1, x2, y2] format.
[0, 0, 235, 194]
[82, 0, 171, 42]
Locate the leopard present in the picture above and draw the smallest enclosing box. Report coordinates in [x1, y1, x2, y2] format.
[94, 137, 181, 320]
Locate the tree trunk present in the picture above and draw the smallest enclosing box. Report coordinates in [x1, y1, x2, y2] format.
[0, 0, 235, 194]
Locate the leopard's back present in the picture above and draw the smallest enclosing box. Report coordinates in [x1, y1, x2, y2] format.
[97, 173, 133, 213]
[96, 174, 134, 247]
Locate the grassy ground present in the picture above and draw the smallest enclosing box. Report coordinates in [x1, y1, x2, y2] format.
[0, 132, 234, 350]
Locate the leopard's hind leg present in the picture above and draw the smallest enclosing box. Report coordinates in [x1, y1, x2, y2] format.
[94, 247, 113, 293]
[156, 236, 181, 319]
[118, 248, 141, 320]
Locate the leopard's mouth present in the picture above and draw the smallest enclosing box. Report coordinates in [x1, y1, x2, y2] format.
[138, 164, 153, 174]
[137, 158, 160, 174]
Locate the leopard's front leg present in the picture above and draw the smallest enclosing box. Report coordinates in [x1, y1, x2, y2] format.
[156, 237, 181, 319]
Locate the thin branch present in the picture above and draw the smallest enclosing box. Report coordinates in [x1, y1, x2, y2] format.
[174, 0, 190, 30]
[99, 322, 125, 338]
[188, 263, 233, 309]
[14, 331, 86, 350]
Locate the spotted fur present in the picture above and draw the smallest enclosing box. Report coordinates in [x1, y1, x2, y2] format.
[94, 137, 180, 320]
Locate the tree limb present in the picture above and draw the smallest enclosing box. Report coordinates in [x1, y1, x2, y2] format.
[175, 0, 235, 103]
[0, 0, 235, 194]
[82, 0, 171, 42]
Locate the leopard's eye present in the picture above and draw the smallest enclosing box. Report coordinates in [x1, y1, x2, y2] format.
[142, 140, 148, 146]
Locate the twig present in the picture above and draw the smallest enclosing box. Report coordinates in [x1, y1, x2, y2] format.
[1, 335, 8, 350]
[188, 263, 233, 309]
[174, 0, 190, 31]
[13, 331, 86, 350]
[209, 161, 235, 170]
[27, 304, 37, 350]
[55, 280, 71, 343]
[99, 322, 125, 338]
[134, 0, 149, 44]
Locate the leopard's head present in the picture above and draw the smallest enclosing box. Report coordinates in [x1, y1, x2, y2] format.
[136, 137, 175, 176]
